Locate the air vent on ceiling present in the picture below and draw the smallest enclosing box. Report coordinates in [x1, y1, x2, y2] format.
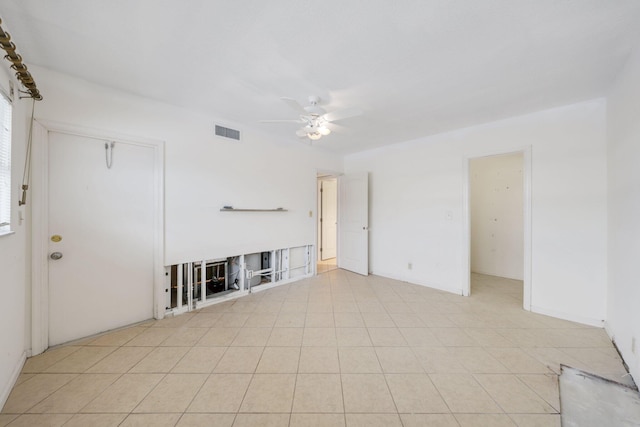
[215, 124, 241, 141]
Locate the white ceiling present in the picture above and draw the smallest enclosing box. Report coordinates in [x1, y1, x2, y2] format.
[1, 0, 640, 154]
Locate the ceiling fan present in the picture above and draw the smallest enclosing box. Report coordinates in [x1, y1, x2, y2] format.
[260, 96, 362, 141]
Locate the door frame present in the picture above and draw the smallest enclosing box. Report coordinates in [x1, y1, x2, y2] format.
[318, 176, 338, 261]
[31, 120, 164, 355]
[461, 146, 532, 311]
[315, 171, 341, 275]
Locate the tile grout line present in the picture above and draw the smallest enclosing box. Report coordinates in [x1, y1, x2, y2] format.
[9, 273, 625, 425]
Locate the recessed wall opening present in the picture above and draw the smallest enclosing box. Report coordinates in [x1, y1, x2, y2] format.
[469, 152, 525, 303]
[165, 245, 313, 314]
[317, 174, 338, 274]
[167, 257, 240, 312]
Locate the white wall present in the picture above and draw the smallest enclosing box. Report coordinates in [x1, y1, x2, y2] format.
[0, 66, 341, 406]
[345, 99, 608, 325]
[30, 66, 343, 265]
[606, 40, 640, 384]
[470, 153, 523, 280]
[0, 67, 31, 408]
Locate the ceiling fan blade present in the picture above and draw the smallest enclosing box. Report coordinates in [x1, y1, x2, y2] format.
[281, 97, 306, 113]
[296, 128, 310, 137]
[259, 119, 305, 123]
[326, 122, 347, 133]
[322, 107, 363, 122]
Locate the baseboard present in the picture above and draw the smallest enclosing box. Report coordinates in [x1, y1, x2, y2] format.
[0, 351, 27, 411]
[531, 305, 604, 327]
[191, 272, 313, 309]
[370, 270, 463, 296]
[470, 269, 524, 281]
[249, 273, 313, 294]
[604, 321, 640, 389]
[604, 321, 614, 338]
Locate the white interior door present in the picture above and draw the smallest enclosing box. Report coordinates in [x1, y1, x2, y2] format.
[48, 132, 155, 346]
[338, 172, 369, 275]
[321, 179, 337, 260]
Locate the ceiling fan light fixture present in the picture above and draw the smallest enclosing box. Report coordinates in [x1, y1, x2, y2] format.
[304, 95, 326, 116]
[305, 106, 325, 116]
[262, 95, 363, 142]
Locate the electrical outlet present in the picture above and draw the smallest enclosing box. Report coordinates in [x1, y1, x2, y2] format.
[408, 262, 412, 270]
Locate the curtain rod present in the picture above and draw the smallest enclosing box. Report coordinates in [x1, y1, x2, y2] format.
[0, 18, 42, 101]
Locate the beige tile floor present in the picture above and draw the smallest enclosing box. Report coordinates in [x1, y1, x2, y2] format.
[1, 272, 632, 427]
[317, 258, 338, 274]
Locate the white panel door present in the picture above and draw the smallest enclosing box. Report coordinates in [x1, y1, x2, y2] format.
[338, 172, 369, 275]
[321, 179, 337, 260]
[48, 132, 155, 346]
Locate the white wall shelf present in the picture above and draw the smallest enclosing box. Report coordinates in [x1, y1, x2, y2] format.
[220, 207, 287, 212]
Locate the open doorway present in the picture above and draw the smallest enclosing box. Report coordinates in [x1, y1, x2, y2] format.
[317, 175, 338, 274]
[469, 152, 525, 306]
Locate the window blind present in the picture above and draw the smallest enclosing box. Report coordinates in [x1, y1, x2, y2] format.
[0, 92, 12, 232]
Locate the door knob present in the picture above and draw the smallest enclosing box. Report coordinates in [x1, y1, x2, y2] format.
[50, 252, 63, 260]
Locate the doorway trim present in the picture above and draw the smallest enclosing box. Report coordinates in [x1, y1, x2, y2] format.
[31, 120, 164, 355]
[461, 146, 532, 311]
[318, 177, 338, 261]
[315, 170, 341, 275]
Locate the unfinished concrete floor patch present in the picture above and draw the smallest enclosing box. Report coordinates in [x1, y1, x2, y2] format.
[560, 365, 640, 427]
